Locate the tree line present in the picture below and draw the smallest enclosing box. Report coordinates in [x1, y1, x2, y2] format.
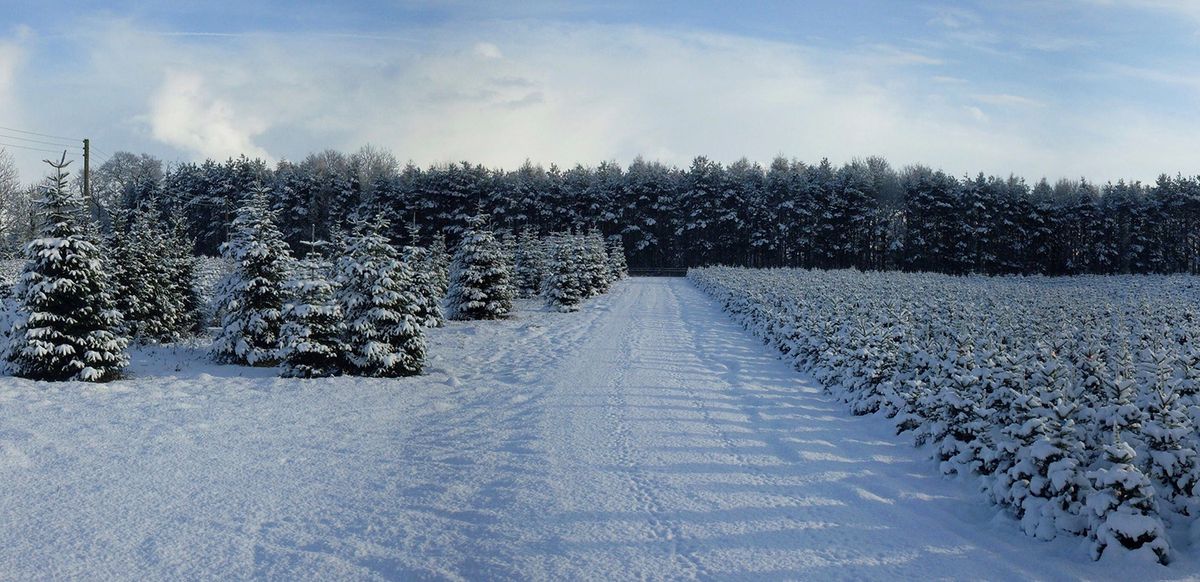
[4, 146, 1198, 276]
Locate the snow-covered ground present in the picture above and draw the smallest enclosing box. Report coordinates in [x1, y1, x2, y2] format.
[1, 278, 1196, 580]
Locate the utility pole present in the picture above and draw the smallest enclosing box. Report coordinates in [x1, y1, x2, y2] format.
[82, 138, 92, 217]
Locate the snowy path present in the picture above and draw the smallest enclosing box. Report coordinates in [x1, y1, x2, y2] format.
[0, 278, 1193, 580]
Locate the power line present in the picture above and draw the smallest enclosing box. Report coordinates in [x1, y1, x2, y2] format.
[0, 124, 78, 142]
[0, 141, 81, 155]
[0, 132, 79, 148]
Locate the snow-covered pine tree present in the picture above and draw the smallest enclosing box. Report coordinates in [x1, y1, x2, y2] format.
[279, 242, 344, 378]
[335, 215, 426, 376]
[607, 236, 628, 281]
[1174, 328, 1200, 416]
[498, 228, 517, 275]
[166, 215, 204, 335]
[428, 230, 450, 297]
[104, 208, 136, 313]
[402, 221, 444, 327]
[543, 233, 587, 312]
[581, 229, 611, 296]
[1136, 346, 1199, 508]
[445, 213, 514, 320]
[4, 154, 129, 382]
[1087, 439, 1171, 564]
[513, 227, 546, 298]
[935, 344, 992, 476]
[1080, 340, 1170, 563]
[993, 386, 1048, 511]
[1072, 331, 1110, 455]
[110, 204, 181, 343]
[1006, 353, 1087, 540]
[210, 183, 293, 366]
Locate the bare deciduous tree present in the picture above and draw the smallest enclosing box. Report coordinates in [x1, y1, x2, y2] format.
[0, 148, 31, 257]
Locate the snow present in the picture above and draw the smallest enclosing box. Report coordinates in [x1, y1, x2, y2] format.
[0, 278, 1196, 579]
[0, 259, 18, 290]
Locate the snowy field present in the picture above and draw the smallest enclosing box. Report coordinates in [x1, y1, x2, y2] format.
[1, 278, 1196, 580]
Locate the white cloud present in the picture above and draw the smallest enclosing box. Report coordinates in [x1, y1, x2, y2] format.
[3, 15, 1197, 183]
[473, 42, 503, 59]
[149, 70, 270, 161]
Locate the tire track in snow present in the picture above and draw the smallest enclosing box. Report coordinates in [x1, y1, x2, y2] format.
[606, 285, 712, 581]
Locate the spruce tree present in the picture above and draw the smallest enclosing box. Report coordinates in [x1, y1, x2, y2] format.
[428, 230, 450, 297]
[543, 233, 587, 312]
[1137, 346, 1199, 505]
[513, 227, 546, 298]
[336, 216, 425, 377]
[1087, 439, 1171, 564]
[166, 215, 204, 335]
[402, 221, 444, 327]
[111, 204, 181, 343]
[279, 243, 344, 378]
[582, 229, 611, 296]
[210, 184, 293, 366]
[445, 213, 514, 320]
[4, 154, 129, 382]
[498, 228, 517, 275]
[607, 237, 628, 281]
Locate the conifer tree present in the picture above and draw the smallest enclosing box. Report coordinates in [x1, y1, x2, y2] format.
[1137, 346, 1199, 505]
[582, 229, 611, 296]
[1087, 439, 1171, 564]
[280, 242, 344, 378]
[543, 233, 587, 312]
[4, 154, 129, 382]
[111, 204, 181, 342]
[498, 228, 517, 275]
[607, 237, 628, 281]
[993, 388, 1048, 510]
[428, 230, 450, 297]
[446, 213, 513, 320]
[336, 216, 425, 376]
[402, 221, 444, 327]
[211, 184, 293, 366]
[166, 215, 204, 335]
[513, 227, 546, 298]
[934, 347, 990, 475]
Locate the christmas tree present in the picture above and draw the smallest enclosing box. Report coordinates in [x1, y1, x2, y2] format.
[4, 154, 129, 382]
[336, 216, 426, 377]
[211, 184, 294, 366]
[445, 213, 513, 320]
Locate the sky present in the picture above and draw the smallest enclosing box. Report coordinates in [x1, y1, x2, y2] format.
[1, 0, 1199, 184]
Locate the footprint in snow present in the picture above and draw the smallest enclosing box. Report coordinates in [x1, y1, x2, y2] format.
[0, 442, 32, 469]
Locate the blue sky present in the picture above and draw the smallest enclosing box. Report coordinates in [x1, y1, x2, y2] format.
[1, 0, 1199, 182]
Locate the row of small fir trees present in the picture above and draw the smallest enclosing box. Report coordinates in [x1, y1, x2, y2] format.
[514, 228, 628, 312]
[212, 186, 444, 378]
[1, 157, 627, 382]
[206, 198, 626, 377]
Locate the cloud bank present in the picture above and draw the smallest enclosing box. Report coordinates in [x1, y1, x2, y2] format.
[2, 5, 1199, 184]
